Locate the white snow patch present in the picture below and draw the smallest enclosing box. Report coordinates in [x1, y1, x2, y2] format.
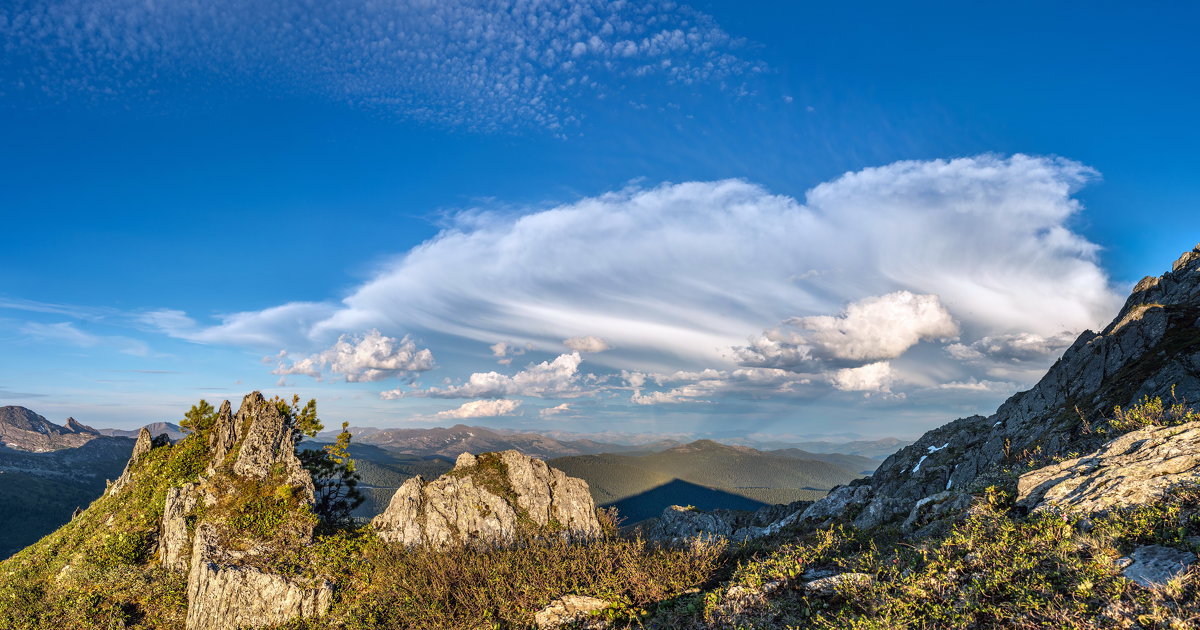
[911, 455, 928, 473]
[927, 442, 949, 453]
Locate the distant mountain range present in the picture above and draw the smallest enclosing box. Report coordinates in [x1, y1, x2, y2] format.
[329, 423, 676, 460]
[331, 423, 907, 461]
[98, 422, 187, 441]
[549, 439, 869, 522]
[0, 406, 102, 452]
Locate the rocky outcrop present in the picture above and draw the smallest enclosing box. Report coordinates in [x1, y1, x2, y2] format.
[639, 500, 812, 544]
[184, 523, 332, 629]
[107, 427, 170, 496]
[129, 392, 331, 630]
[805, 244, 1200, 530]
[1017, 420, 1200, 513]
[159, 483, 200, 571]
[372, 450, 601, 547]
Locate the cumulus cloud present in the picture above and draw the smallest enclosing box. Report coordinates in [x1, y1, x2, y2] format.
[3, 0, 758, 131]
[540, 403, 573, 417]
[433, 399, 521, 419]
[828, 362, 895, 392]
[386, 352, 584, 399]
[563, 335, 610, 353]
[736, 291, 959, 369]
[273, 329, 434, 382]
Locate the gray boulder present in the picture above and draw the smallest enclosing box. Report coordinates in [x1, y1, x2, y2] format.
[1121, 545, 1197, 588]
[185, 524, 333, 630]
[533, 595, 611, 629]
[645, 505, 733, 544]
[372, 450, 601, 547]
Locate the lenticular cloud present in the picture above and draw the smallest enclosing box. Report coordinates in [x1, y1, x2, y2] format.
[157, 155, 1123, 374]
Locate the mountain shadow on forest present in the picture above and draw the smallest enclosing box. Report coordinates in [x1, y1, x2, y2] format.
[604, 478, 771, 523]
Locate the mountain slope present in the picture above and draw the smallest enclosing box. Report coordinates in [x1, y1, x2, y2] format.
[0, 406, 103, 452]
[805, 244, 1200, 530]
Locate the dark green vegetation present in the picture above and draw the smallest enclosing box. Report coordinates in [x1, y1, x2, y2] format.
[551, 440, 862, 521]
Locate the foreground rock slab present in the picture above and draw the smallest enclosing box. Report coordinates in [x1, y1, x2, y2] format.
[1018, 420, 1200, 513]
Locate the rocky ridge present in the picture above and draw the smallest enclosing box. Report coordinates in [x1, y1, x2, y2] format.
[801, 244, 1200, 532]
[0, 406, 103, 452]
[372, 449, 601, 547]
[108, 393, 331, 630]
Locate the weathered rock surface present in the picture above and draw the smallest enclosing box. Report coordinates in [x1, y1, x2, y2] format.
[645, 505, 733, 544]
[638, 500, 811, 544]
[159, 483, 200, 571]
[1017, 421, 1200, 513]
[804, 245, 1200, 529]
[372, 450, 601, 547]
[533, 595, 611, 629]
[1121, 545, 1197, 588]
[133, 392, 331, 630]
[185, 525, 332, 630]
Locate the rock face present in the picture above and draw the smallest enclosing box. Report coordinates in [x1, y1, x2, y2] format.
[372, 450, 601, 547]
[185, 524, 332, 630]
[804, 244, 1200, 529]
[1017, 421, 1200, 513]
[1121, 545, 1197, 588]
[104, 392, 331, 630]
[640, 500, 811, 544]
[0, 406, 103, 452]
[159, 483, 200, 571]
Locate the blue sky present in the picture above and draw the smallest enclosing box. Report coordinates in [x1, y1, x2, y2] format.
[1, 1, 1198, 440]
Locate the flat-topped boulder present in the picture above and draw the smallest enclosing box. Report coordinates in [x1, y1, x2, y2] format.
[372, 450, 601, 547]
[1018, 420, 1200, 514]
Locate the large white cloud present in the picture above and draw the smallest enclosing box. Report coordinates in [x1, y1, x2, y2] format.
[828, 361, 895, 393]
[144, 155, 1123, 397]
[433, 399, 521, 419]
[736, 291, 959, 369]
[273, 329, 434, 383]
